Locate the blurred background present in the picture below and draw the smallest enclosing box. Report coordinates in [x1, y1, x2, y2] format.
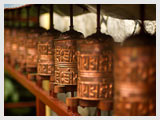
[4, 4, 156, 116]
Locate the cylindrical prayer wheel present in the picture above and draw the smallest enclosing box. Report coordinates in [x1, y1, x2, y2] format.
[77, 32, 114, 100]
[26, 5, 46, 73]
[114, 33, 156, 116]
[16, 8, 27, 68]
[10, 28, 19, 65]
[17, 29, 27, 68]
[26, 28, 45, 72]
[5, 11, 14, 63]
[4, 27, 11, 57]
[11, 9, 23, 66]
[54, 30, 84, 85]
[37, 30, 61, 76]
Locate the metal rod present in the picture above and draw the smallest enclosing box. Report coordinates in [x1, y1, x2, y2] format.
[26, 7, 30, 28]
[13, 10, 16, 27]
[37, 4, 41, 28]
[140, 4, 145, 33]
[9, 10, 11, 27]
[97, 4, 101, 33]
[50, 4, 54, 29]
[11, 11, 13, 27]
[18, 8, 21, 28]
[70, 4, 74, 30]
[9, 10, 12, 27]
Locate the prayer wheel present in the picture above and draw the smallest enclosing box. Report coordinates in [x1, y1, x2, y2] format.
[4, 27, 11, 58]
[77, 32, 114, 100]
[10, 28, 19, 66]
[77, 5, 114, 101]
[4, 10, 13, 62]
[10, 10, 19, 66]
[54, 30, 84, 85]
[54, 5, 84, 85]
[114, 33, 156, 116]
[37, 30, 61, 76]
[17, 8, 27, 70]
[37, 5, 61, 76]
[18, 29, 27, 70]
[4, 10, 11, 58]
[26, 27, 45, 72]
[114, 5, 156, 116]
[26, 5, 46, 73]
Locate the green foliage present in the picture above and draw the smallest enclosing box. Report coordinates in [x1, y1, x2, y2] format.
[4, 77, 19, 102]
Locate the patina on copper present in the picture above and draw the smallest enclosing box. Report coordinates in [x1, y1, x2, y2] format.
[114, 33, 156, 116]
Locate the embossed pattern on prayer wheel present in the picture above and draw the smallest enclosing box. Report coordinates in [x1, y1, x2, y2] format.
[37, 30, 61, 76]
[54, 30, 84, 85]
[77, 32, 114, 100]
[114, 33, 156, 116]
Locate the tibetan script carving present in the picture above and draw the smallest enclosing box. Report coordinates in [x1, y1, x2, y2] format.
[77, 34, 114, 100]
[54, 39, 78, 85]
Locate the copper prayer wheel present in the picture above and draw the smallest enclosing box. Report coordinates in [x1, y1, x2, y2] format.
[77, 5, 114, 101]
[77, 32, 114, 100]
[17, 29, 27, 69]
[54, 30, 84, 85]
[37, 4, 61, 77]
[10, 27, 19, 65]
[37, 29, 61, 76]
[26, 28, 45, 72]
[10, 10, 19, 66]
[26, 5, 46, 73]
[114, 33, 156, 116]
[54, 5, 84, 86]
[4, 27, 11, 58]
[4, 10, 13, 62]
[16, 8, 27, 68]
[4, 10, 10, 57]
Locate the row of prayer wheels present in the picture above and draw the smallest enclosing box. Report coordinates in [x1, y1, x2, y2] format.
[4, 4, 156, 116]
